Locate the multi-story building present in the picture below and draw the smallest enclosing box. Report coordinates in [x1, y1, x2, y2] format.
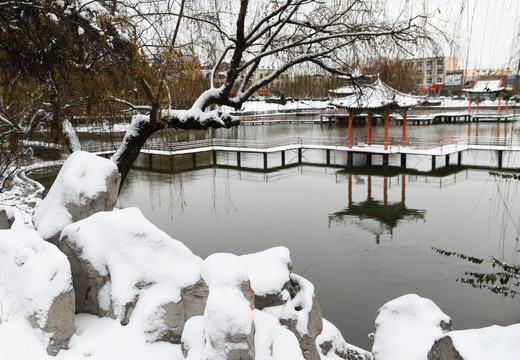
[411, 56, 458, 90]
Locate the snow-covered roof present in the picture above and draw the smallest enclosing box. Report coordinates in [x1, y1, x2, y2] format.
[330, 78, 426, 110]
[329, 85, 359, 95]
[463, 79, 505, 93]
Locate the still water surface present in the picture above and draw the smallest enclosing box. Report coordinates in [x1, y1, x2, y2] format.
[116, 120, 520, 349]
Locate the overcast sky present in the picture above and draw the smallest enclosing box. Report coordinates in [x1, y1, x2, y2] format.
[390, 0, 519, 71]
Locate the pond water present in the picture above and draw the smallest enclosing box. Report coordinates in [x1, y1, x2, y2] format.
[114, 119, 520, 349]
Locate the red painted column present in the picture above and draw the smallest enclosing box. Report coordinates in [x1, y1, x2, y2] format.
[368, 113, 373, 146]
[477, 97, 480, 113]
[402, 111, 408, 147]
[498, 94, 502, 114]
[468, 94, 472, 114]
[348, 111, 353, 149]
[384, 112, 389, 150]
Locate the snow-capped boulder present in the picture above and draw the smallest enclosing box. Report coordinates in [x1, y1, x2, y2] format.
[33, 151, 120, 244]
[262, 273, 323, 360]
[198, 253, 256, 360]
[428, 323, 520, 360]
[0, 206, 15, 229]
[58, 207, 207, 343]
[0, 229, 75, 356]
[241, 246, 292, 309]
[371, 294, 452, 360]
[241, 247, 323, 360]
[316, 319, 373, 360]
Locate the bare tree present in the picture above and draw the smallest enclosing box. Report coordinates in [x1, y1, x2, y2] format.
[1, 0, 439, 192]
[111, 0, 435, 187]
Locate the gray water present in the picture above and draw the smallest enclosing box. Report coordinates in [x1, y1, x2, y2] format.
[116, 120, 520, 349]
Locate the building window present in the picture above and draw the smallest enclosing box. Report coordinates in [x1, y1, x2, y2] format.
[427, 60, 432, 66]
[437, 69, 443, 75]
[426, 70, 432, 76]
[437, 77, 442, 83]
[418, 70, 423, 75]
[427, 77, 432, 84]
[417, 61, 423, 67]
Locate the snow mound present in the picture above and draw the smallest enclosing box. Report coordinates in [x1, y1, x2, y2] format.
[241, 246, 292, 297]
[33, 151, 120, 241]
[429, 323, 520, 360]
[371, 294, 452, 360]
[59, 207, 205, 342]
[0, 229, 74, 355]
[316, 318, 373, 359]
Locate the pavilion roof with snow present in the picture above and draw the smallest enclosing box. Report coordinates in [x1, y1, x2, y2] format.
[463, 79, 505, 95]
[331, 78, 426, 112]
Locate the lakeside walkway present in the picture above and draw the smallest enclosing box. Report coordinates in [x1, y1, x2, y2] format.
[83, 136, 520, 171]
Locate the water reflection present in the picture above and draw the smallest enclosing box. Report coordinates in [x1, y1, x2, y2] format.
[329, 175, 425, 243]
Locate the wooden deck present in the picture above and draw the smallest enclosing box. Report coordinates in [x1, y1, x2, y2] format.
[84, 136, 520, 171]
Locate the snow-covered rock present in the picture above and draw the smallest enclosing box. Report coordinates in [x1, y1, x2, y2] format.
[241, 246, 292, 309]
[0, 205, 15, 229]
[428, 323, 520, 360]
[316, 319, 373, 360]
[33, 151, 120, 244]
[0, 229, 75, 355]
[371, 294, 452, 360]
[58, 207, 207, 343]
[197, 253, 256, 360]
[262, 273, 323, 360]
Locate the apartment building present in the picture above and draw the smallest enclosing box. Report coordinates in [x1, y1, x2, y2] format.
[412, 56, 458, 89]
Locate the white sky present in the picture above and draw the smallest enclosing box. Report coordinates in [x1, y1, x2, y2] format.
[390, 0, 519, 71]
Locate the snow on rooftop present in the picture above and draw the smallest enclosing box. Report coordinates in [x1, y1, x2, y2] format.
[464, 79, 505, 93]
[330, 78, 425, 110]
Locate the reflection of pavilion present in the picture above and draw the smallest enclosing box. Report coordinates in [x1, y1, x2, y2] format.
[329, 174, 425, 243]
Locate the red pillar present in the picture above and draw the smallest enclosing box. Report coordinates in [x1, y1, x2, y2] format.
[348, 111, 353, 149]
[402, 110, 408, 147]
[477, 97, 480, 113]
[498, 94, 502, 114]
[368, 113, 373, 146]
[384, 112, 389, 150]
[468, 94, 472, 114]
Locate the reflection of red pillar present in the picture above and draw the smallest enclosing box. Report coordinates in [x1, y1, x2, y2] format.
[497, 122, 500, 138]
[348, 111, 353, 149]
[498, 94, 502, 114]
[383, 177, 388, 212]
[348, 175, 352, 208]
[384, 112, 389, 150]
[402, 111, 407, 147]
[368, 176, 372, 198]
[506, 99, 509, 113]
[368, 113, 373, 146]
[468, 94, 472, 114]
[401, 174, 406, 205]
[477, 97, 480, 113]
[476, 124, 479, 137]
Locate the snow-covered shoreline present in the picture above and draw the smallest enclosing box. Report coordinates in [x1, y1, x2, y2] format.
[1, 150, 520, 360]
